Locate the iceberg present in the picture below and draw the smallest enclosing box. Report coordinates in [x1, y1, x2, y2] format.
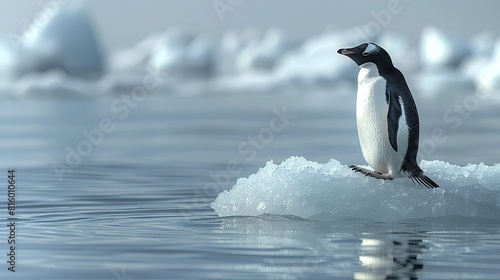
[12, 4, 104, 79]
[378, 32, 419, 73]
[420, 27, 470, 69]
[110, 28, 215, 87]
[11, 69, 100, 97]
[147, 28, 214, 77]
[3, 20, 498, 97]
[234, 28, 297, 73]
[217, 29, 261, 75]
[0, 37, 15, 77]
[110, 32, 162, 71]
[469, 31, 496, 57]
[274, 30, 362, 86]
[475, 38, 500, 92]
[211, 156, 500, 221]
[460, 31, 496, 80]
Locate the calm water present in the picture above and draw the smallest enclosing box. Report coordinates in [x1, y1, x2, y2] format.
[1, 88, 500, 279]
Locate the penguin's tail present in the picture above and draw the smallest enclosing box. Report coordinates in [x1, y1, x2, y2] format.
[409, 174, 440, 189]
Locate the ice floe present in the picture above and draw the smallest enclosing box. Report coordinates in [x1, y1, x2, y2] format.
[211, 156, 500, 221]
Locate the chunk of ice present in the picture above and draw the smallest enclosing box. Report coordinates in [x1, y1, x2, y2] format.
[211, 157, 500, 221]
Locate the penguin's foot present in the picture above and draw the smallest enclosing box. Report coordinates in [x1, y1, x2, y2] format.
[409, 174, 440, 189]
[350, 165, 393, 180]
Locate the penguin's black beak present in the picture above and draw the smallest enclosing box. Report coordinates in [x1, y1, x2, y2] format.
[337, 48, 357, 56]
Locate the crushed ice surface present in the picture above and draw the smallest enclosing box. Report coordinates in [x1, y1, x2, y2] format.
[211, 157, 500, 221]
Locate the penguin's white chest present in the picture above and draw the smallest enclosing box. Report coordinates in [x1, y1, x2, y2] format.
[356, 63, 408, 177]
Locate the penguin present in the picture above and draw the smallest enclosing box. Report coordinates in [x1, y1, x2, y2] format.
[337, 42, 439, 188]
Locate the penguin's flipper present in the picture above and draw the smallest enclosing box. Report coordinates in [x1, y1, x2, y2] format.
[387, 92, 402, 152]
[350, 165, 393, 180]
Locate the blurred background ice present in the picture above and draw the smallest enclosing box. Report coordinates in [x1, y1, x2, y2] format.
[0, 0, 499, 96]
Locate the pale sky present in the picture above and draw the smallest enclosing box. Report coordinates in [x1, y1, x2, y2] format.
[0, 0, 499, 51]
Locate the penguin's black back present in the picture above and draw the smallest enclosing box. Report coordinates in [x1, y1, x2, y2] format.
[380, 67, 422, 176]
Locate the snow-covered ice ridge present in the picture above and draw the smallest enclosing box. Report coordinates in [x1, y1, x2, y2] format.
[1, 4, 500, 96]
[211, 156, 500, 221]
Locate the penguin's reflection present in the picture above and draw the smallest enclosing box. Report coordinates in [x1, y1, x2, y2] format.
[354, 238, 424, 280]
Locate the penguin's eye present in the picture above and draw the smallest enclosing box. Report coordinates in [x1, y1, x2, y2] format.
[362, 43, 378, 56]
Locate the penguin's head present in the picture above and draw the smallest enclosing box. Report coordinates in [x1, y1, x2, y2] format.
[337, 42, 394, 71]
